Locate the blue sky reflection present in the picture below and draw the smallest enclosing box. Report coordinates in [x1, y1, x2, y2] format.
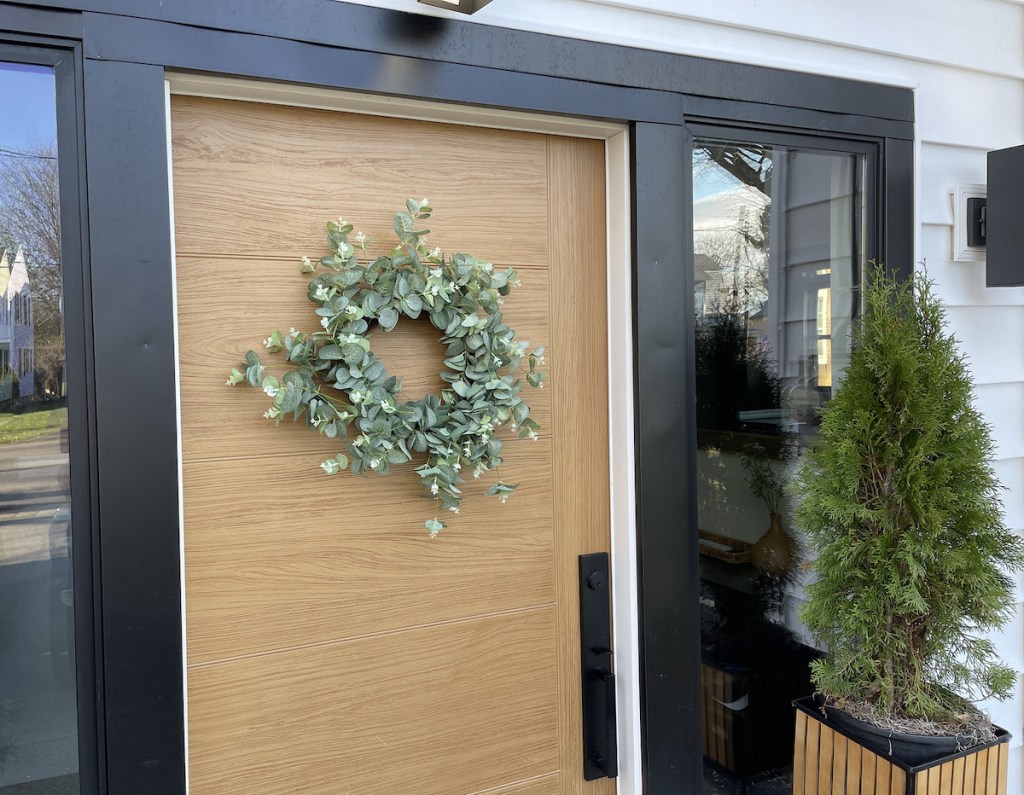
[0, 62, 57, 153]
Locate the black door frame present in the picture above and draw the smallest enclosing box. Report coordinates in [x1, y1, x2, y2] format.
[0, 33, 102, 791]
[0, 2, 914, 792]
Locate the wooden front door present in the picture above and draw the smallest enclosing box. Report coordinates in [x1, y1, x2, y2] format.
[171, 94, 612, 795]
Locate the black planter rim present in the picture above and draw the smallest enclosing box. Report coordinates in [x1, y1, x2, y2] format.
[792, 696, 1011, 775]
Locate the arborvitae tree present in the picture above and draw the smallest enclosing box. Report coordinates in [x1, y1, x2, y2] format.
[795, 266, 1024, 724]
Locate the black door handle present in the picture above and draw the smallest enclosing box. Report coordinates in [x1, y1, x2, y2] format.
[596, 669, 618, 777]
[579, 552, 618, 780]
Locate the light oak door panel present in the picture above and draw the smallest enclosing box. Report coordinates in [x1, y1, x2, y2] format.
[173, 95, 611, 794]
[478, 774, 562, 795]
[170, 96, 549, 264]
[547, 136, 612, 790]
[182, 439, 555, 663]
[187, 609, 560, 795]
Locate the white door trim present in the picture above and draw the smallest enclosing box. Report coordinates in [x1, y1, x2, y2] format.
[604, 128, 641, 795]
[165, 73, 641, 795]
[166, 73, 625, 140]
[164, 79, 192, 794]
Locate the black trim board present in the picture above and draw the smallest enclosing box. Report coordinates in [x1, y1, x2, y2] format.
[11, 0, 913, 123]
[683, 96, 912, 140]
[0, 3, 82, 38]
[83, 57, 185, 795]
[53, 39, 104, 795]
[80, 13, 684, 126]
[73, 12, 915, 141]
[884, 137, 916, 279]
[632, 121, 703, 793]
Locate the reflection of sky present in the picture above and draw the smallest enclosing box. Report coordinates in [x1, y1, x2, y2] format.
[0, 62, 57, 152]
[693, 160, 742, 202]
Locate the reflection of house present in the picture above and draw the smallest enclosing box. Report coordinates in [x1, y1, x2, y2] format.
[693, 184, 770, 322]
[694, 153, 858, 414]
[0, 247, 35, 401]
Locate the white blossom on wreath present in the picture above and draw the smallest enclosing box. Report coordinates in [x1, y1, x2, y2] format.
[227, 199, 547, 536]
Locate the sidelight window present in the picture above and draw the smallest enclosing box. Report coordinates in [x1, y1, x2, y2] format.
[0, 60, 77, 794]
[693, 132, 869, 793]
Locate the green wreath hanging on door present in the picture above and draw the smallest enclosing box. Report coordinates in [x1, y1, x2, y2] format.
[226, 199, 546, 536]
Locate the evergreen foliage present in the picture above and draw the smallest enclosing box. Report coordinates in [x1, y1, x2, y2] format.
[795, 266, 1024, 724]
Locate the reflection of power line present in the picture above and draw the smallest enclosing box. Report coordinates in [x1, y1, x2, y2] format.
[0, 146, 56, 161]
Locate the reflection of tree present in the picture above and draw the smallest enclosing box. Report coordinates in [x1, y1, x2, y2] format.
[695, 301, 780, 434]
[695, 229, 769, 316]
[694, 142, 772, 196]
[0, 143, 63, 399]
[694, 142, 773, 321]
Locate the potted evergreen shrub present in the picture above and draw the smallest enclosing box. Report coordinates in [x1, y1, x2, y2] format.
[791, 266, 1024, 794]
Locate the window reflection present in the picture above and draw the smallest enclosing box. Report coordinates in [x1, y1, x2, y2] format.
[694, 137, 865, 793]
[0, 61, 77, 792]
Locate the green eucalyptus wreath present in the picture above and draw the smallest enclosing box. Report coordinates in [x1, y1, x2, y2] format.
[226, 199, 546, 536]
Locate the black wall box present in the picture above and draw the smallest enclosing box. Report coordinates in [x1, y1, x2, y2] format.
[986, 144, 1024, 287]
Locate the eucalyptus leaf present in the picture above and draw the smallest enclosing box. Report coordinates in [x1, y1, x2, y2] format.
[378, 307, 399, 331]
[318, 344, 345, 360]
[342, 344, 365, 367]
[393, 211, 415, 235]
[280, 387, 302, 414]
[404, 293, 423, 314]
[364, 291, 386, 314]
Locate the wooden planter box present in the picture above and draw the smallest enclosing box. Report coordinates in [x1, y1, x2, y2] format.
[793, 697, 1011, 795]
[700, 651, 815, 776]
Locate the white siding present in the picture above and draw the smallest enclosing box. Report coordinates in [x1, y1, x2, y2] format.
[347, 0, 1024, 786]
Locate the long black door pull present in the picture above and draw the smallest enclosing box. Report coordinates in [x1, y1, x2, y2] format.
[578, 552, 618, 780]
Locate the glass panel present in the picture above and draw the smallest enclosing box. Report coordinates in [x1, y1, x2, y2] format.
[693, 137, 866, 792]
[0, 61, 78, 792]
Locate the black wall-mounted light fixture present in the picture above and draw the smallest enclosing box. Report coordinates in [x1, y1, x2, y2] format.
[966, 196, 986, 249]
[417, 0, 494, 13]
[985, 144, 1024, 287]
